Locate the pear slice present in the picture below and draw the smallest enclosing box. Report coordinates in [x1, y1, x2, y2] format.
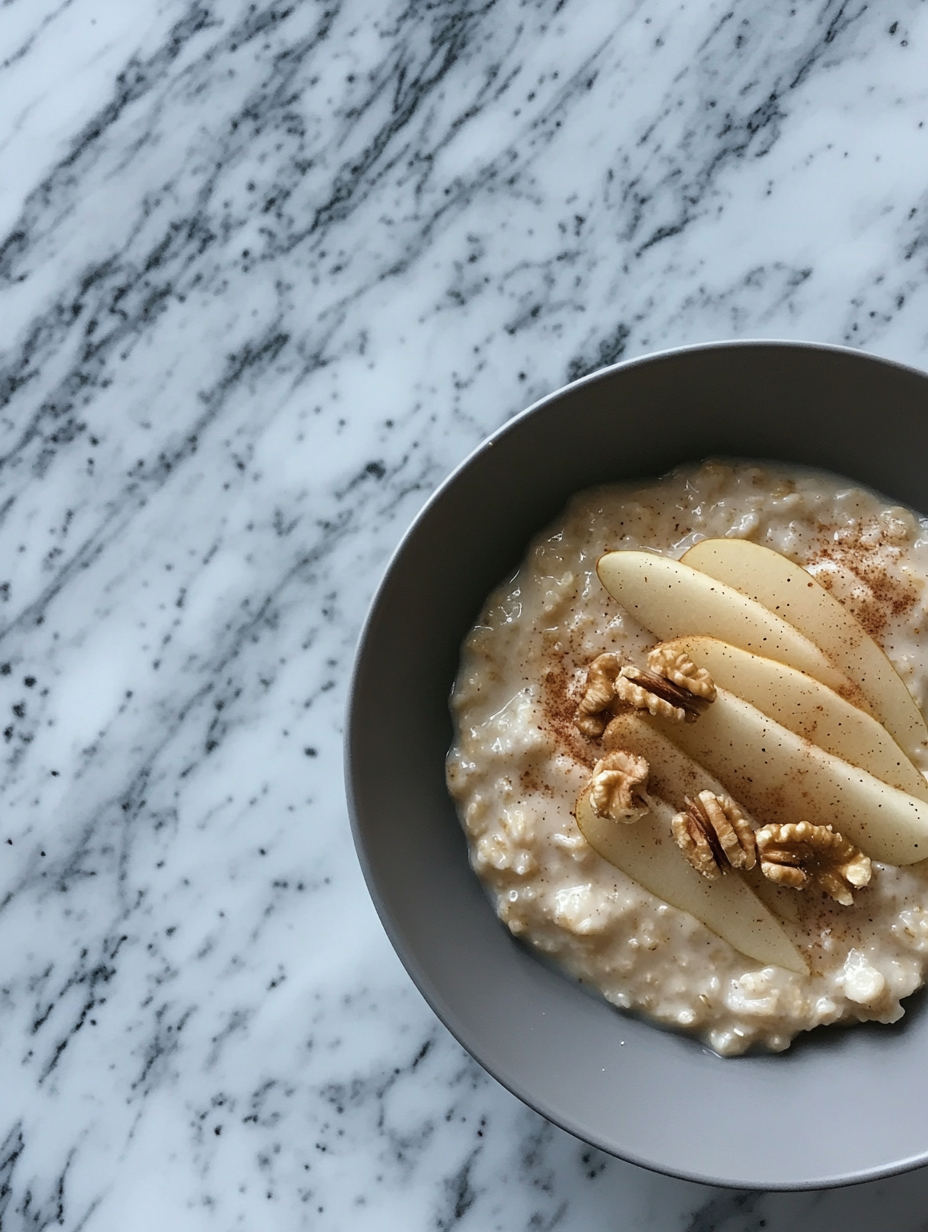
[575, 788, 807, 972]
[744, 867, 801, 925]
[661, 635, 928, 803]
[681, 537, 928, 764]
[649, 688, 928, 865]
[601, 713, 801, 924]
[596, 551, 862, 705]
[603, 710, 737, 803]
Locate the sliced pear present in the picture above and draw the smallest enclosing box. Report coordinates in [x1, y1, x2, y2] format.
[681, 537, 928, 764]
[596, 551, 862, 705]
[602, 714, 801, 923]
[603, 710, 737, 804]
[650, 689, 928, 865]
[576, 788, 807, 972]
[744, 866, 801, 924]
[662, 635, 928, 803]
[602, 713, 802, 925]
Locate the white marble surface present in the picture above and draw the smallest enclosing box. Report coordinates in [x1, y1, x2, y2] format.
[3, 0, 928, 1227]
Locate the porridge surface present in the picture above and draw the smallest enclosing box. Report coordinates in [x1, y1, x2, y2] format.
[445, 461, 928, 1054]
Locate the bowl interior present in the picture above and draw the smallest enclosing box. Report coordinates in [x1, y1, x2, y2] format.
[347, 342, 928, 1189]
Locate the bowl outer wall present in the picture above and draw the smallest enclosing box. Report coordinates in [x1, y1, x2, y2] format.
[346, 341, 928, 1189]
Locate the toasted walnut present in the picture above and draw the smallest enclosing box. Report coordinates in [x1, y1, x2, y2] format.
[589, 750, 650, 823]
[574, 652, 623, 736]
[755, 822, 871, 906]
[672, 791, 757, 880]
[647, 644, 717, 702]
[671, 806, 719, 879]
[615, 669, 687, 722]
[615, 660, 714, 723]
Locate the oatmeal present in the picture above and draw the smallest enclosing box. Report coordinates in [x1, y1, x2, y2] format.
[445, 461, 928, 1055]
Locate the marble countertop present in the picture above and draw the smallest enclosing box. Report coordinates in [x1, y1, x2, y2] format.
[4, 1, 928, 1227]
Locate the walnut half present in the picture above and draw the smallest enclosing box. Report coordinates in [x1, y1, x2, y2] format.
[574, 652, 623, 736]
[615, 667, 689, 723]
[615, 648, 716, 724]
[672, 791, 756, 880]
[755, 821, 872, 906]
[589, 749, 650, 823]
[647, 644, 717, 701]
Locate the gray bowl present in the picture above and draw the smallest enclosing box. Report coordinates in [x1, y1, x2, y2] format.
[346, 340, 928, 1190]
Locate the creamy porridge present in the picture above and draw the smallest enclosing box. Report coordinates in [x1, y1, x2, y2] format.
[445, 461, 928, 1055]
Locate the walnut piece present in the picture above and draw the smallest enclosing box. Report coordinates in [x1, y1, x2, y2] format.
[672, 791, 756, 880]
[616, 659, 715, 723]
[574, 652, 623, 736]
[615, 668, 687, 723]
[589, 750, 650, 823]
[647, 644, 717, 701]
[755, 821, 872, 906]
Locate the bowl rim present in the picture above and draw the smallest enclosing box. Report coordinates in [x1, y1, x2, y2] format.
[345, 338, 928, 1190]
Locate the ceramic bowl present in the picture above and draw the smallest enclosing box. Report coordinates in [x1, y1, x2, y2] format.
[346, 341, 928, 1189]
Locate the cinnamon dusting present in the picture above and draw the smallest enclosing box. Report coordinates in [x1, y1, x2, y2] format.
[806, 520, 918, 641]
[540, 646, 599, 768]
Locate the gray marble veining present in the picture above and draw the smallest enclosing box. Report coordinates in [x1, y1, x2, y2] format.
[2, 0, 928, 1227]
